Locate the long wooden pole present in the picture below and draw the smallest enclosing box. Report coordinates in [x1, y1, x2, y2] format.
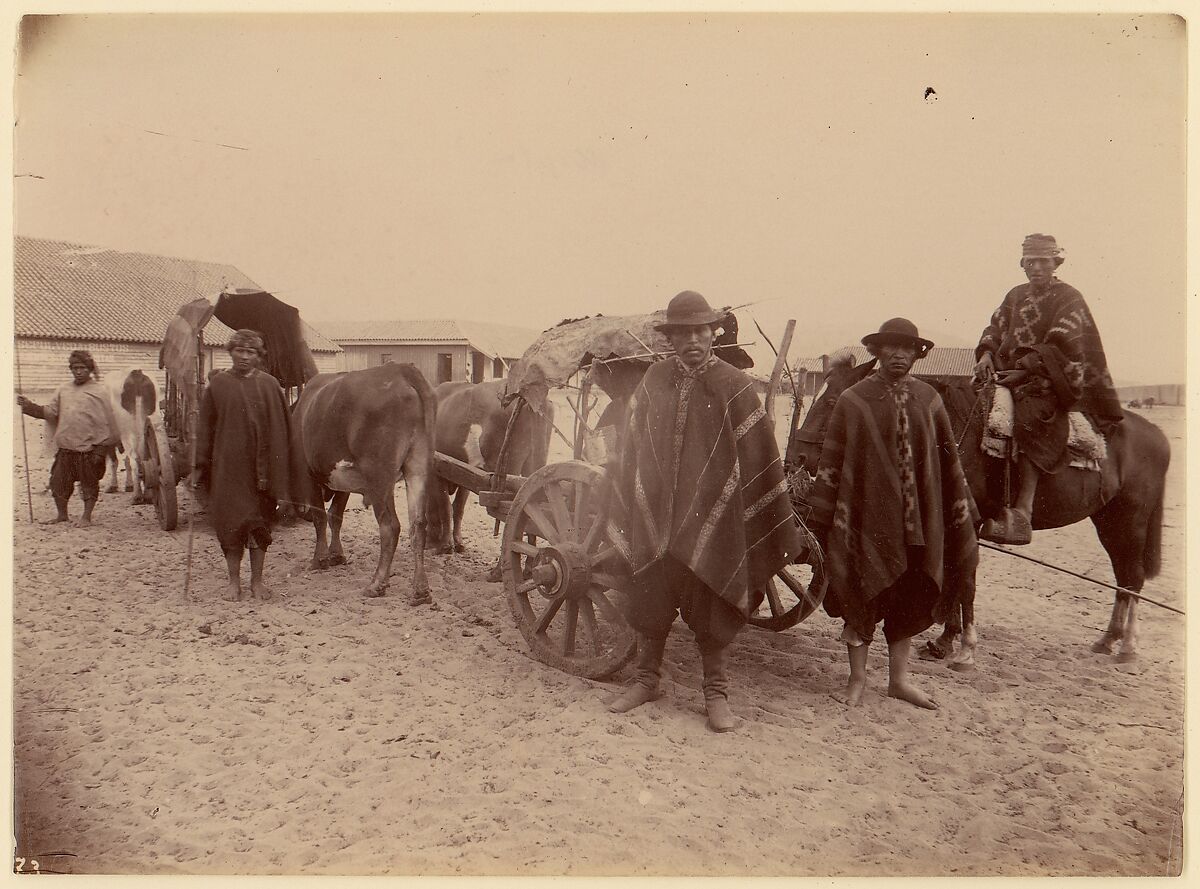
[183, 330, 202, 601]
[765, 320, 796, 433]
[14, 344, 34, 523]
[979, 540, 1184, 616]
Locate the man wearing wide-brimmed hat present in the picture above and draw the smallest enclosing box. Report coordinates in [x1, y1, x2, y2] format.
[972, 234, 1123, 545]
[808, 318, 979, 709]
[605, 291, 800, 732]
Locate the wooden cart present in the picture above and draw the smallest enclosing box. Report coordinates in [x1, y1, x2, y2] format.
[433, 311, 826, 680]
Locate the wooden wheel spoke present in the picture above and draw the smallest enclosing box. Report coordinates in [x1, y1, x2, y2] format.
[522, 501, 560, 543]
[777, 568, 819, 610]
[590, 544, 618, 568]
[509, 539, 541, 557]
[585, 587, 625, 624]
[534, 594, 567, 634]
[578, 600, 603, 657]
[545, 481, 574, 540]
[591, 571, 630, 593]
[561, 598, 580, 656]
[581, 511, 606, 552]
[764, 578, 785, 617]
[573, 480, 589, 531]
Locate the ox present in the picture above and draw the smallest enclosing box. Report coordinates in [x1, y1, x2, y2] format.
[101, 368, 157, 504]
[291, 363, 438, 603]
[431, 380, 553, 568]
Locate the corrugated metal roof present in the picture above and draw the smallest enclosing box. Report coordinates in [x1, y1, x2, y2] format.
[793, 346, 977, 377]
[319, 318, 540, 359]
[14, 236, 341, 353]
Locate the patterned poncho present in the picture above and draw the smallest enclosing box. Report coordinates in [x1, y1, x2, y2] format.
[607, 356, 800, 620]
[808, 373, 979, 621]
[976, 279, 1124, 431]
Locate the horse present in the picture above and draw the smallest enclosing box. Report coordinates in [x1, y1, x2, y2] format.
[790, 352, 1170, 667]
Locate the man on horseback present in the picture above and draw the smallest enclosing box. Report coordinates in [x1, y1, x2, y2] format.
[973, 234, 1124, 545]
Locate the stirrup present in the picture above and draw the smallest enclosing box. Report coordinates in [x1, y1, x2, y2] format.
[979, 508, 1032, 545]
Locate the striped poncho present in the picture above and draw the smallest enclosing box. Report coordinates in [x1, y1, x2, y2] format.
[607, 356, 800, 620]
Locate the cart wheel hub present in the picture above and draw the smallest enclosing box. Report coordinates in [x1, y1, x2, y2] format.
[533, 543, 592, 600]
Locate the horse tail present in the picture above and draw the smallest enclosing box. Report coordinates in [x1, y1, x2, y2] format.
[1143, 481, 1164, 581]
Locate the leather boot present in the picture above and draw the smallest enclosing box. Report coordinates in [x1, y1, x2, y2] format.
[609, 633, 667, 713]
[698, 638, 737, 732]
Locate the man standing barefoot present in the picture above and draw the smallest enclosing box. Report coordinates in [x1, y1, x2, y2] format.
[17, 350, 120, 526]
[809, 319, 979, 709]
[194, 330, 294, 602]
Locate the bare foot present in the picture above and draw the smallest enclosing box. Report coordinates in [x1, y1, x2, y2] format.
[223, 581, 244, 602]
[832, 676, 866, 706]
[75, 516, 93, 527]
[40, 516, 69, 525]
[251, 581, 273, 601]
[887, 680, 938, 710]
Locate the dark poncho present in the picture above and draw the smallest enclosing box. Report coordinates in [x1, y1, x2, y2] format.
[195, 369, 294, 551]
[808, 373, 979, 635]
[607, 356, 800, 621]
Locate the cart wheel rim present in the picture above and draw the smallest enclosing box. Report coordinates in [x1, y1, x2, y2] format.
[502, 461, 636, 679]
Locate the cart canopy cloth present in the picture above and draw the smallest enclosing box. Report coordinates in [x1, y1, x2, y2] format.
[807, 373, 980, 625]
[213, 289, 319, 388]
[194, 369, 295, 551]
[606, 356, 800, 620]
[504, 311, 753, 415]
[975, 279, 1123, 432]
[159, 296, 216, 384]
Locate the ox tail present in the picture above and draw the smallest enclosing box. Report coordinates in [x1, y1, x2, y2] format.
[132, 392, 148, 463]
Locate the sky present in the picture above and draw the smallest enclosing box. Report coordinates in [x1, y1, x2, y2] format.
[11, 9, 1188, 384]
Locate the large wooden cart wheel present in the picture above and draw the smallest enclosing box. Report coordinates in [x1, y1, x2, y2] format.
[502, 461, 637, 679]
[748, 519, 827, 631]
[139, 417, 178, 532]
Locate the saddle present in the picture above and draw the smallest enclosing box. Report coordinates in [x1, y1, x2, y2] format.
[982, 385, 1106, 471]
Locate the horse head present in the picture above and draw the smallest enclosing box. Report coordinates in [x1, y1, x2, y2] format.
[788, 349, 876, 469]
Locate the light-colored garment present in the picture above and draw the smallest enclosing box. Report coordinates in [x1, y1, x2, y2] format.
[983, 385, 1104, 470]
[41, 380, 118, 452]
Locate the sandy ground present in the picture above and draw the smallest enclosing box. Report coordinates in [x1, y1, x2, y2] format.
[9, 403, 1185, 876]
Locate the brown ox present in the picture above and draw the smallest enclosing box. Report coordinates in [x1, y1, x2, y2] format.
[291, 363, 438, 603]
[431, 380, 553, 567]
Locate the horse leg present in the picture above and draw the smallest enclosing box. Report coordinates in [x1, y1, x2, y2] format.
[310, 496, 332, 570]
[1090, 500, 1148, 661]
[326, 491, 350, 566]
[124, 454, 135, 494]
[948, 594, 978, 672]
[922, 605, 958, 661]
[401, 445, 434, 605]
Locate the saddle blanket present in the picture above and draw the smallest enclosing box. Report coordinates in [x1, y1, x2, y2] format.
[983, 386, 1105, 471]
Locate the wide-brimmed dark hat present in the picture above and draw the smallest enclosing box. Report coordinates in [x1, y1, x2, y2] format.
[653, 290, 727, 331]
[861, 317, 934, 355]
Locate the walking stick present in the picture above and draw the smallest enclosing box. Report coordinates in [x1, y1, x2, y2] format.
[14, 344, 35, 523]
[183, 331, 201, 601]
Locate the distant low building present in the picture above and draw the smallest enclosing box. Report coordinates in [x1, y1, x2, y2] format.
[792, 346, 977, 397]
[1116, 384, 1185, 406]
[14, 235, 342, 397]
[318, 319, 541, 385]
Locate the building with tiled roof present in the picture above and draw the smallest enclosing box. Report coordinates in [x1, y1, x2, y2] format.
[792, 346, 977, 397]
[318, 318, 542, 385]
[14, 235, 341, 395]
